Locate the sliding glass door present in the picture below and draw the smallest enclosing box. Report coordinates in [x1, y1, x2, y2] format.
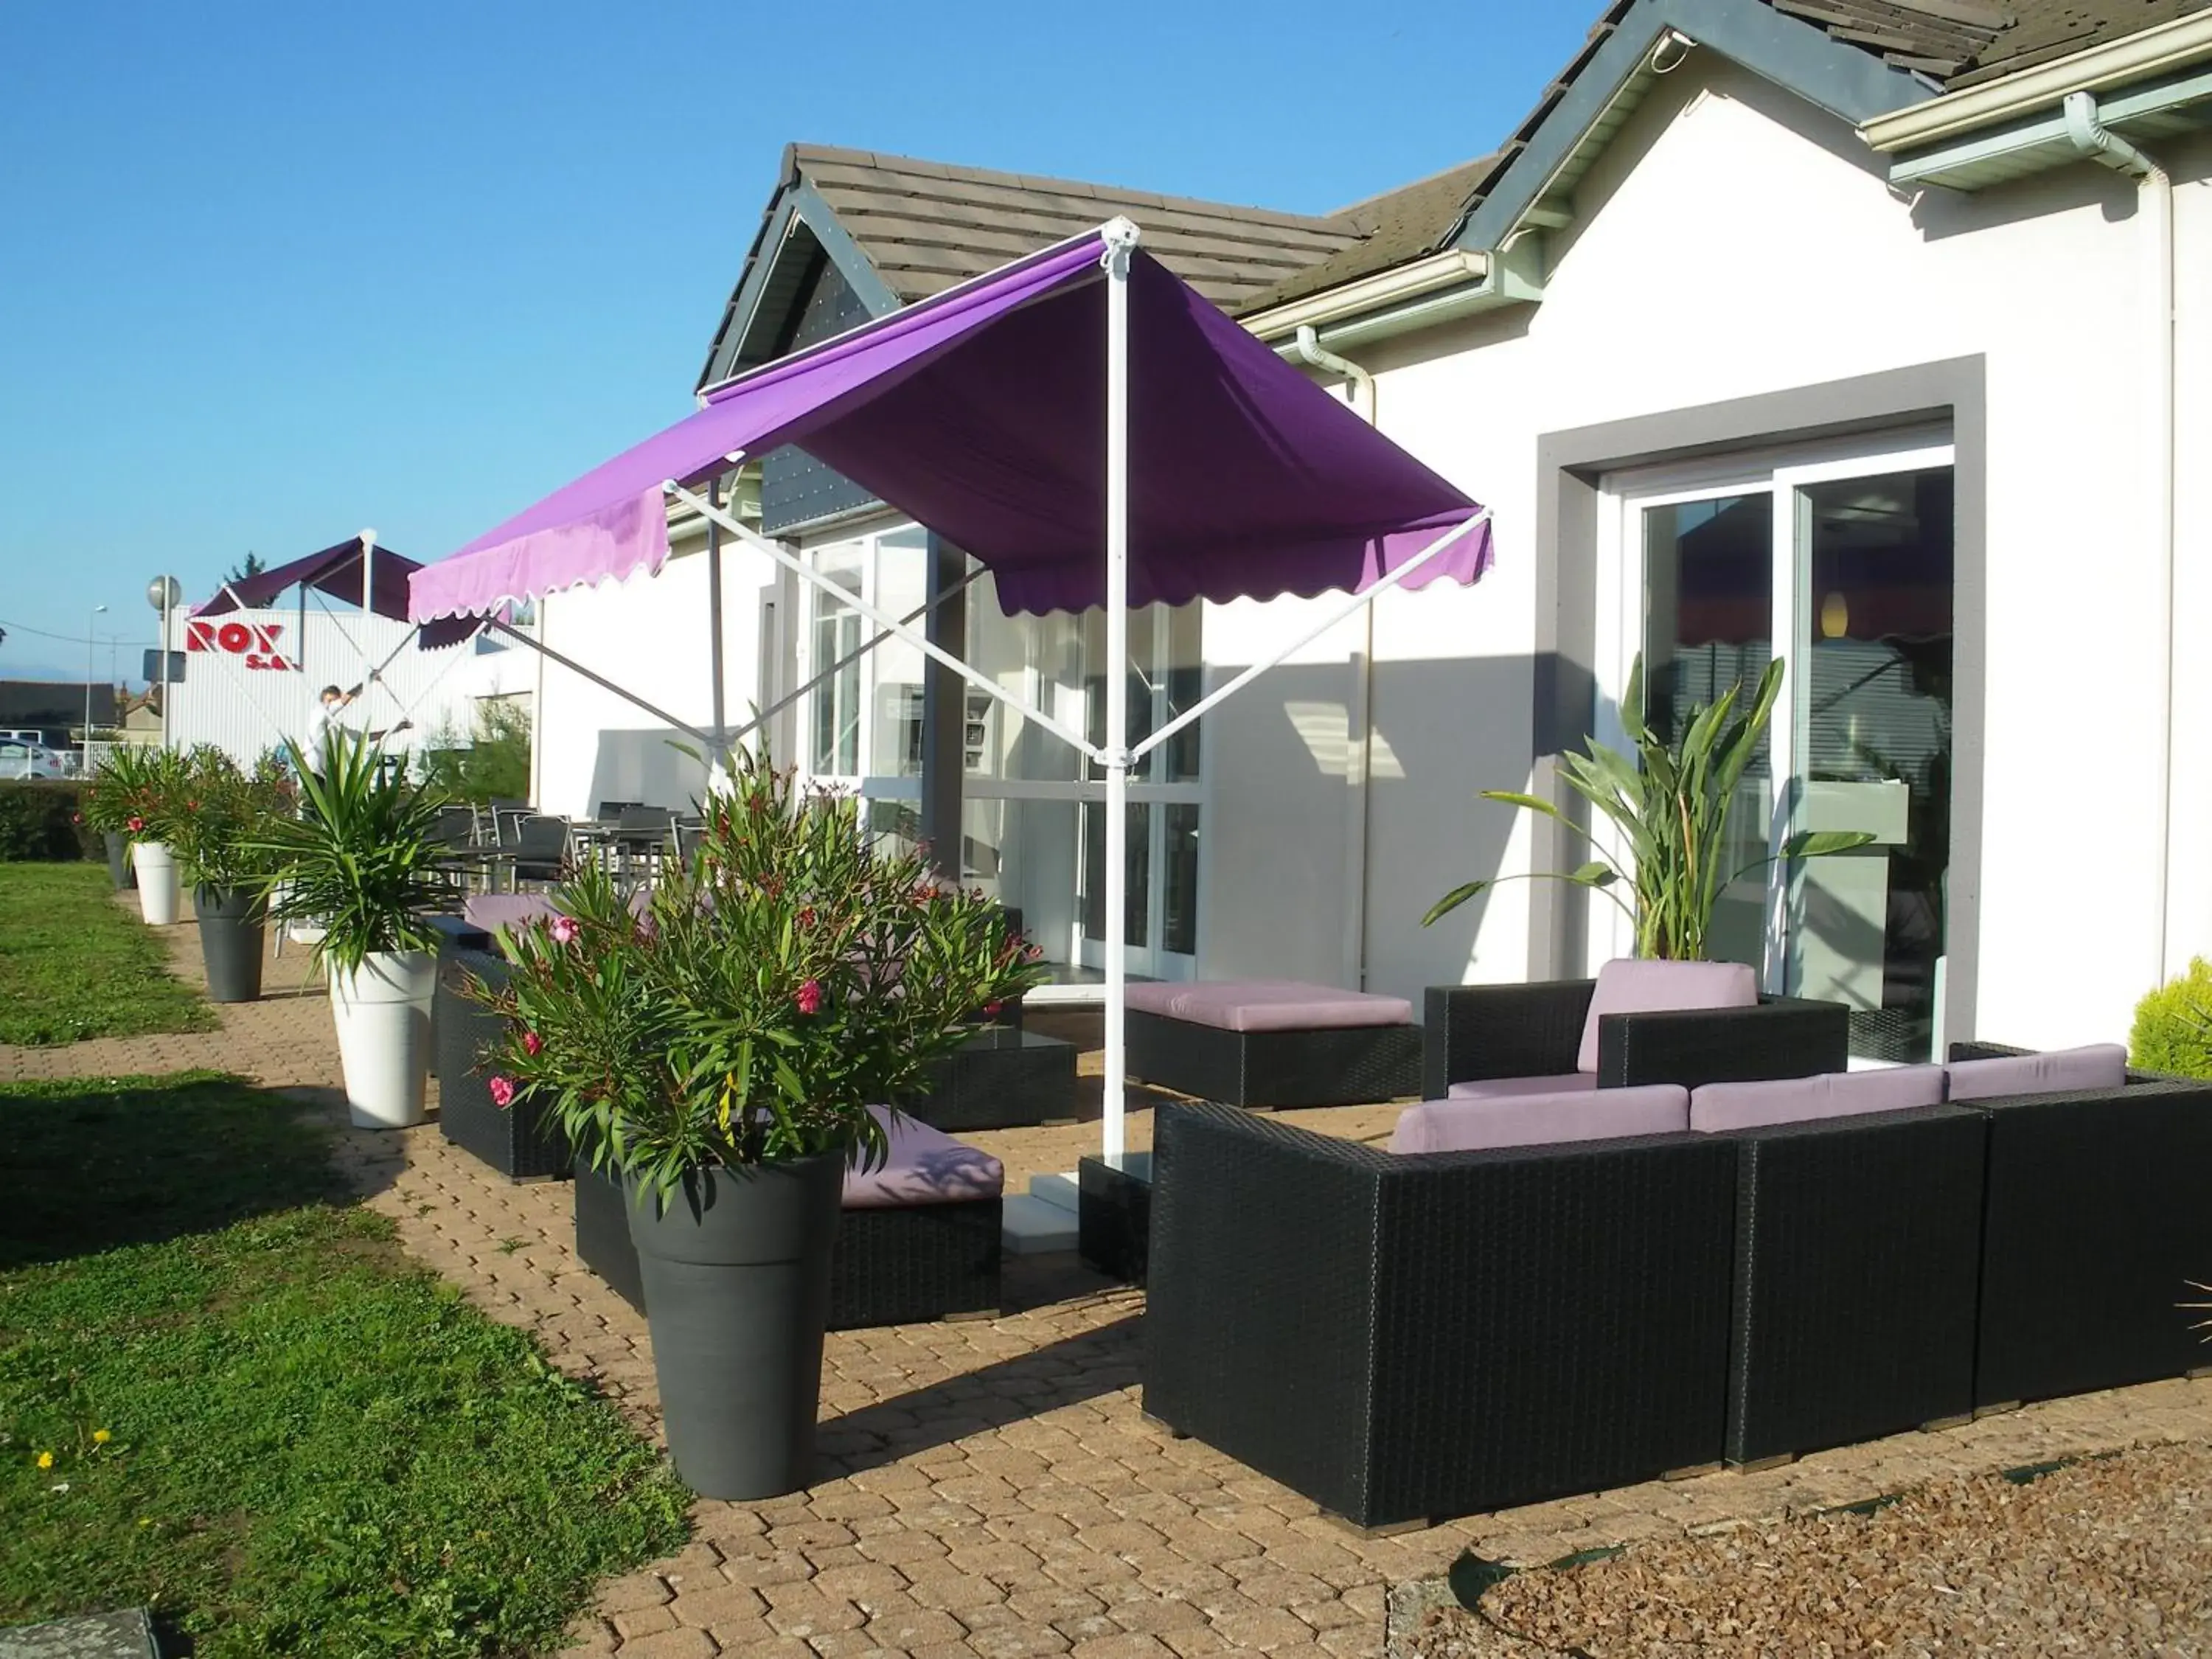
[1600, 437, 1956, 1060]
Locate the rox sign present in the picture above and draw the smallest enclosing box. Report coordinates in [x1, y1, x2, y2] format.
[184, 620, 295, 671]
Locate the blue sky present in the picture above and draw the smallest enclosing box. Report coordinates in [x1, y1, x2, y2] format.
[0, 1, 1593, 681]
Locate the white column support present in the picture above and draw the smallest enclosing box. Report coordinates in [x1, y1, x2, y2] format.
[1100, 216, 1139, 1165]
[706, 475, 729, 771]
[358, 529, 378, 724]
[664, 481, 1106, 765]
[1130, 509, 1492, 765]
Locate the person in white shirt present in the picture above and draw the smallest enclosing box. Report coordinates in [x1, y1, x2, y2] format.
[306, 684, 353, 779]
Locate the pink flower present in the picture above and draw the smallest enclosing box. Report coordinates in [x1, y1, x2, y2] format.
[521, 1031, 543, 1057]
[797, 905, 816, 931]
[126, 815, 144, 832]
[795, 978, 824, 1016]
[70, 812, 83, 825]
[983, 1001, 1004, 1018]
[547, 914, 580, 945]
[487, 1075, 518, 1107]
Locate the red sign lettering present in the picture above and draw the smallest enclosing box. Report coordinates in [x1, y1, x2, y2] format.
[184, 621, 293, 669]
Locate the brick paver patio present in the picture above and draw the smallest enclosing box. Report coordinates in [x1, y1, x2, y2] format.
[10, 900, 2212, 1657]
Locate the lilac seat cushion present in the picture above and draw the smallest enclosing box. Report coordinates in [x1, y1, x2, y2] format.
[465, 893, 560, 933]
[1690, 1065, 1946, 1133]
[1944, 1043, 2128, 1102]
[1577, 958, 1760, 1073]
[1389, 1085, 1688, 1155]
[1445, 1072, 1597, 1102]
[1124, 978, 1413, 1033]
[843, 1105, 1005, 1209]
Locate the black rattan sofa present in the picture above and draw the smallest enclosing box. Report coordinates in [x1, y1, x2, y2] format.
[1143, 1101, 1737, 1528]
[1125, 981, 1420, 1109]
[1951, 1043, 2212, 1410]
[574, 1147, 1004, 1331]
[434, 947, 573, 1180]
[1423, 976, 1850, 1097]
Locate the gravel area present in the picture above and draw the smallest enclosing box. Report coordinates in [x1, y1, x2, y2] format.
[1411, 1440, 2212, 1658]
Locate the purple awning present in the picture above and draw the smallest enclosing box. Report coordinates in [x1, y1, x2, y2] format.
[199, 536, 484, 650]
[411, 231, 1492, 622]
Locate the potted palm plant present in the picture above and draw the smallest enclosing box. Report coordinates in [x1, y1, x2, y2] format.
[122, 748, 194, 927]
[469, 745, 1044, 1500]
[1427, 655, 1872, 956]
[167, 748, 296, 1002]
[257, 730, 456, 1128]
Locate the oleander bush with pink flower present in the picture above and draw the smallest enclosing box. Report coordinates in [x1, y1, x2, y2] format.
[466, 745, 1046, 1196]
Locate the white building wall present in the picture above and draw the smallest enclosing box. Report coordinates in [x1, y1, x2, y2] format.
[532, 535, 777, 819]
[1322, 58, 2209, 1046]
[164, 608, 530, 768]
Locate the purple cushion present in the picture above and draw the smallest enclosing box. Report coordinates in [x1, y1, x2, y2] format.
[1388, 1085, 1688, 1155]
[843, 1105, 1004, 1209]
[1578, 958, 1760, 1073]
[1445, 1072, 1597, 1102]
[1944, 1043, 2128, 1103]
[1124, 978, 1413, 1033]
[465, 893, 560, 933]
[1690, 1065, 1946, 1133]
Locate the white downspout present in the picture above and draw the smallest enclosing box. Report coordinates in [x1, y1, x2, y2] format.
[1293, 324, 1380, 990]
[2064, 92, 2176, 983]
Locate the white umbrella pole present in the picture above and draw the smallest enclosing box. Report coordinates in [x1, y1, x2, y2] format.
[358, 529, 378, 731]
[1101, 218, 1138, 1166]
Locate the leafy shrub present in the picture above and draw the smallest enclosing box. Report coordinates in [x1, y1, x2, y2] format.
[0, 782, 100, 862]
[164, 747, 297, 894]
[414, 698, 531, 804]
[2130, 958, 2212, 1079]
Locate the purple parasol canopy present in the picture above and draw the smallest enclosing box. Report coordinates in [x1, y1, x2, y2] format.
[198, 536, 484, 650]
[410, 230, 1493, 622]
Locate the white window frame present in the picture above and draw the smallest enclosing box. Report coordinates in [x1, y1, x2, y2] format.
[1593, 429, 1955, 1006]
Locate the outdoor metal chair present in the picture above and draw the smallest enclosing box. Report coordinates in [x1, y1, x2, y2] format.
[506, 814, 571, 888]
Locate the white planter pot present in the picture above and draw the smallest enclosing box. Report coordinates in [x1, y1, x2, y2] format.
[329, 950, 437, 1130]
[131, 841, 181, 926]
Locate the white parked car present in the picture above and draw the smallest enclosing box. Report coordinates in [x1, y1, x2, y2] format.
[0, 740, 66, 779]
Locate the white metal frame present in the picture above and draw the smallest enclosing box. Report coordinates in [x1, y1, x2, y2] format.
[1594, 431, 1955, 1026]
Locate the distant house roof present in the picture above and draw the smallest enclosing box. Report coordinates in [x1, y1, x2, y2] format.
[0, 680, 117, 731]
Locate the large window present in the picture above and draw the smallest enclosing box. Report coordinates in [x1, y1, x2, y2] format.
[1602, 437, 1956, 1060]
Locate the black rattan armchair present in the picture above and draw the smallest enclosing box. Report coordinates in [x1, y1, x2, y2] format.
[1421, 978, 1848, 1099]
[1142, 1101, 1736, 1528]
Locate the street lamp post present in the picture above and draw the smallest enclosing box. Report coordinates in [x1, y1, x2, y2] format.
[146, 576, 182, 751]
[83, 604, 107, 776]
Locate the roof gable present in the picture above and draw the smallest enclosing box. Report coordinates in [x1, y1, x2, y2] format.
[699, 143, 1360, 390]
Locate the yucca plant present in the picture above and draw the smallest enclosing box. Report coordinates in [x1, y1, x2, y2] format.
[251, 729, 456, 974]
[1425, 655, 1873, 961]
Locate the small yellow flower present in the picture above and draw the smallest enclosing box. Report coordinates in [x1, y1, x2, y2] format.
[35, 1452, 52, 1470]
[91, 1430, 111, 1445]
[137, 1517, 152, 1528]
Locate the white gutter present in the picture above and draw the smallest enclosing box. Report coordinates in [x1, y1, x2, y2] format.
[1291, 326, 1380, 992]
[1245, 251, 1487, 341]
[2062, 89, 2177, 984]
[1863, 10, 2212, 153]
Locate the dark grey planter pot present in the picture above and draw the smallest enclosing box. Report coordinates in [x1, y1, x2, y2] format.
[625, 1155, 844, 1500]
[104, 831, 136, 891]
[195, 887, 265, 1003]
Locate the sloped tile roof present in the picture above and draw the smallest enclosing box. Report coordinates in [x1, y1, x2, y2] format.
[788, 143, 1360, 311]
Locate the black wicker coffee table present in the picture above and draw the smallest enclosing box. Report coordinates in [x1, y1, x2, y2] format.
[1079, 1152, 1152, 1284]
[900, 1027, 1077, 1132]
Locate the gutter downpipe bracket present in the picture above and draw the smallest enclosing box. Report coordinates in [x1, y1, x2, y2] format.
[2063, 89, 2177, 984]
[1291, 327, 1380, 993]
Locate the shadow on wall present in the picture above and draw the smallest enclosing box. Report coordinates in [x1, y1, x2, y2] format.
[1201, 654, 1538, 1005]
[586, 729, 712, 816]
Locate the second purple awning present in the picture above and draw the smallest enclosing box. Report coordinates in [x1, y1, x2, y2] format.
[411, 229, 1492, 622]
[199, 535, 485, 650]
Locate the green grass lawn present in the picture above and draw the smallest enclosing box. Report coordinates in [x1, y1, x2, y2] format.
[0, 1074, 689, 1656]
[0, 863, 215, 1046]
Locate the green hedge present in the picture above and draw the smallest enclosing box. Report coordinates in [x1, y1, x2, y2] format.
[0, 782, 103, 863]
[2129, 956, 2212, 1079]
